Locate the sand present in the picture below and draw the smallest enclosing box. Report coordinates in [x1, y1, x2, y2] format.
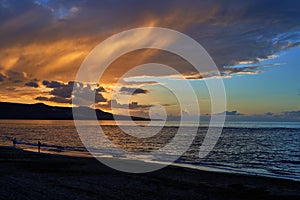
[0, 146, 299, 200]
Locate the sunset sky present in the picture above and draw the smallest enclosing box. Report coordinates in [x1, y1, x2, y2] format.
[0, 0, 300, 121]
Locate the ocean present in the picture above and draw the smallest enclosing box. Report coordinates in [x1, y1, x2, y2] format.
[0, 120, 299, 181]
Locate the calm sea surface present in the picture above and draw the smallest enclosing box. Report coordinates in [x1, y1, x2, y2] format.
[0, 120, 299, 180]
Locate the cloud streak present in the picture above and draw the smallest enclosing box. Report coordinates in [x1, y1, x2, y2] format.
[120, 87, 149, 95]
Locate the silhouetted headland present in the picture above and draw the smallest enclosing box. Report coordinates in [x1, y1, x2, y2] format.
[0, 102, 149, 120]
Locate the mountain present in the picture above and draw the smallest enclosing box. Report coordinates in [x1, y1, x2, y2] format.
[0, 102, 149, 120]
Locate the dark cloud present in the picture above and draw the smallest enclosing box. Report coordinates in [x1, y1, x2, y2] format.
[222, 66, 263, 75]
[73, 83, 107, 104]
[120, 87, 149, 95]
[50, 81, 74, 98]
[2, 70, 28, 83]
[0, 0, 53, 48]
[35, 96, 48, 101]
[281, 110, 300, 118]
[95, 86, 106, 93]
[185, 66, 263, 79]
[94, 93, 106, 103]
[217, 110, 243, 115]
[1, 0, 300, 80]
[265, 112, 273, 116]
[12, 80, 23, 83]
[188, 0, 300, 67]
[0, 69, 36, 87]
[36, 80, 106, 104]
[214, 110, 300, 121]
[0, 73, 5, 82]
[42, 80, 64, 88]
[24, 81, 39, 88]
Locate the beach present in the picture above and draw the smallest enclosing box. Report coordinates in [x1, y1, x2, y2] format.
[0, 146, 299, 200]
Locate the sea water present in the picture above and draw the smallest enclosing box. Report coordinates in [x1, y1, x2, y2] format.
[0, 120, 299, 181]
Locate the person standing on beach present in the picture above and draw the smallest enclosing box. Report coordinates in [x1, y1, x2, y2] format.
[12, 138, 17, 148]
[38, 141, 41, 153]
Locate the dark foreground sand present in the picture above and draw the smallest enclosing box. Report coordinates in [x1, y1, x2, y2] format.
[0, 146, 299, 200]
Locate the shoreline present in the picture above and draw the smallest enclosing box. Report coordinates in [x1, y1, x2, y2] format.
[1, 146, 299, 199]
[22, 145, 300, 182]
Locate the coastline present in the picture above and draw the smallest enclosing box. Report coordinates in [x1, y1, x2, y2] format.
[1, 146, 299, 199]
[23, 145, 300, 182]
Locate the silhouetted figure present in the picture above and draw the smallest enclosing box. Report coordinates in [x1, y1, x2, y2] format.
[38, 141, 41, 153]
[12, 138, 17, 148]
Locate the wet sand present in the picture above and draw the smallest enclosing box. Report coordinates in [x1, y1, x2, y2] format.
[0, 146, 299, 200]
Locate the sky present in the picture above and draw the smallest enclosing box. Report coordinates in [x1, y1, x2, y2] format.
[0, 0, 299, 121]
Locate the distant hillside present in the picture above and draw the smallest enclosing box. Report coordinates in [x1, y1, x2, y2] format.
[0, 102, 149, 120]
